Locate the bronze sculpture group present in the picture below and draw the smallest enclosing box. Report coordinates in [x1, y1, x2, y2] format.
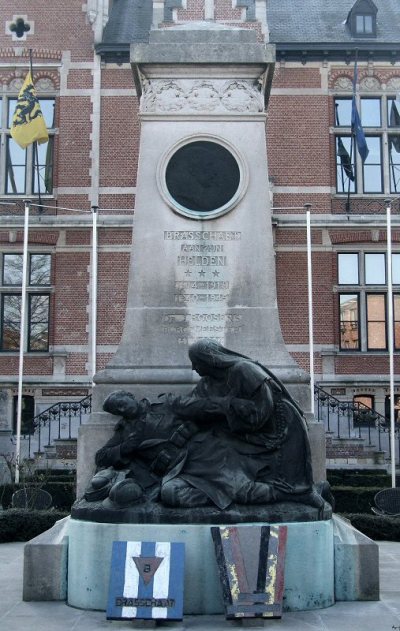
[84, 339, 328, 515]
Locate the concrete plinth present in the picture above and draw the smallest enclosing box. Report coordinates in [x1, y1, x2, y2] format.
[23, 517, 69, 601]
[333, 514, 380, 601]
[67, 518, 334, 613]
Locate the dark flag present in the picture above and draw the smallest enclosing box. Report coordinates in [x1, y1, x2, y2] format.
[337, 137, 354, 181]
[351, 61, 369, 162]
[390, 99, 400, 153]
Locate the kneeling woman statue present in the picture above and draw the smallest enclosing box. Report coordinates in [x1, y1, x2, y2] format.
[160, 339, 324, 512]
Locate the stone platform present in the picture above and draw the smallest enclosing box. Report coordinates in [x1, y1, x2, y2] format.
[71, 497, 332, 524]
[67, 518, 335, 613]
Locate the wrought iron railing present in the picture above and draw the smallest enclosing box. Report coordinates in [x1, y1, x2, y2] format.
[314, 384, 400, 462]
[18, 395, 92, 459]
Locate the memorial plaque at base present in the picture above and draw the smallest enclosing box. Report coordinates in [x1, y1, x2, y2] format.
[106, 541, 185, 621]
[211, 525, 287, 619]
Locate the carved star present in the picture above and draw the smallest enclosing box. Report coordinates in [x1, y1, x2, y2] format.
[198, 269, 206, 277]
[184, 269, 192, 276]
[212, 270, 220, 277]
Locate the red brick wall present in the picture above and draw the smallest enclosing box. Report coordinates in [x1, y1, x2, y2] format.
[273, 67, 322, 89]
[57, 98, 92, 187]
[98, 195, 135, 212]
[98, 229, 132, 246]
[272, 194, 332, 214]
[99, 97, 140, 187]
[67, 70, 93, 90]
[275, 228, 322, 246]
[53, 252, 90, 345]
[0, 356, 53, 376]
[267, 95, 331, 187]
[0, 1, 94, 60]
[65, 231, 91, 246]
[101, 69, 135, 89]
[335, 355, 400, 375]
[276, 251, 335, 345]
[97, 252, 130, 344]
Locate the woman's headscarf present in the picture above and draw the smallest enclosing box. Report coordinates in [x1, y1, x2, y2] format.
[188, 338, 252, 369]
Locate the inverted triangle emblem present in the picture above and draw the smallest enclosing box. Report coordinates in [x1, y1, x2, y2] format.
[132, 556, 164, 585]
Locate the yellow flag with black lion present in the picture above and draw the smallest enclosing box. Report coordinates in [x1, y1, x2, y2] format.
[10, 71, 49, 149]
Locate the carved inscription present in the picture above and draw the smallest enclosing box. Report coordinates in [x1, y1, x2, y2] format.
[163, 230, 243, 343]
[177, 255, 227, 266]
[164, 231, 241, 240]
[115, 597, 175, 608]
[162, 313, 243, 343]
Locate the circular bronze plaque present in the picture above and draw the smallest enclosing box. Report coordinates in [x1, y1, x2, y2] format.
[165, 140, 241, 214]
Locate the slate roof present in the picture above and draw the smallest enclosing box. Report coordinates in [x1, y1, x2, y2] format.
[101, 0, 153, 45]
[97, 0, 400, 61]
[267, 0, 400, 44]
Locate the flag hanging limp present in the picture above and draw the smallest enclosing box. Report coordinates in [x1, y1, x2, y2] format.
[390, 97, 400, 153]
[351, 61, 369, 163]
[10, 71, 49, 149]
[337, 137, 355, 181]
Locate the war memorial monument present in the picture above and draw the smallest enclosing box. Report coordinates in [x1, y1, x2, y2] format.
[24, 20, 380, 621]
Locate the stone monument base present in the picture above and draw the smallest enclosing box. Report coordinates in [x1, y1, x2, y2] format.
[71, 497, 332, 524]
[67, 518, 335, 613]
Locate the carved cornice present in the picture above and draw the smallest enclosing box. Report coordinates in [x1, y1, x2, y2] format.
[141, 78, 264, 114]
[276, 43, 400, 64]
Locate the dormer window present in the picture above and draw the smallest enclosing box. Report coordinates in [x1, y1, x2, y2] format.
[356, 14, 373, 35]
[347, 0, 377, 38]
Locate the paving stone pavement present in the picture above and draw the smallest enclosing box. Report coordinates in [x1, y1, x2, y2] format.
[0, 541, 399, 631]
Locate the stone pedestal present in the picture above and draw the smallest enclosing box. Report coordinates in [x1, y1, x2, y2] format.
[22, 515, 380, 608]
[67, 518, 335, 613]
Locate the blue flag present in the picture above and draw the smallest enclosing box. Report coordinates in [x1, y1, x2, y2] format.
[351, 62, 369, 163]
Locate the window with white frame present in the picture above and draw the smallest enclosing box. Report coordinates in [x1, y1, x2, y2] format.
[0, 253, 52, 351]
[355, 14, 374, 35]
[2, 93, 55, 195]
[338, 251, 400, 351]
[334, 96, 400, 195]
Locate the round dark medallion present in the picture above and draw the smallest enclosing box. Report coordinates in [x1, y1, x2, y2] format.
[165, 141, 241, 214]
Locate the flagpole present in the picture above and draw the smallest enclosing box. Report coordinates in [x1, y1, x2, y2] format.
[346, 135, 354, 213]
[91, 206, 98, 383]
[386, 200, 396, 487]
[305, 204, 315, 415]
[15, 200, 30, 484]
[346, 50, 359, 214]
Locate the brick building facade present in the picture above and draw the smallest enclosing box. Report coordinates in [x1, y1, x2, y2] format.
[1, 0, 400, 464]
